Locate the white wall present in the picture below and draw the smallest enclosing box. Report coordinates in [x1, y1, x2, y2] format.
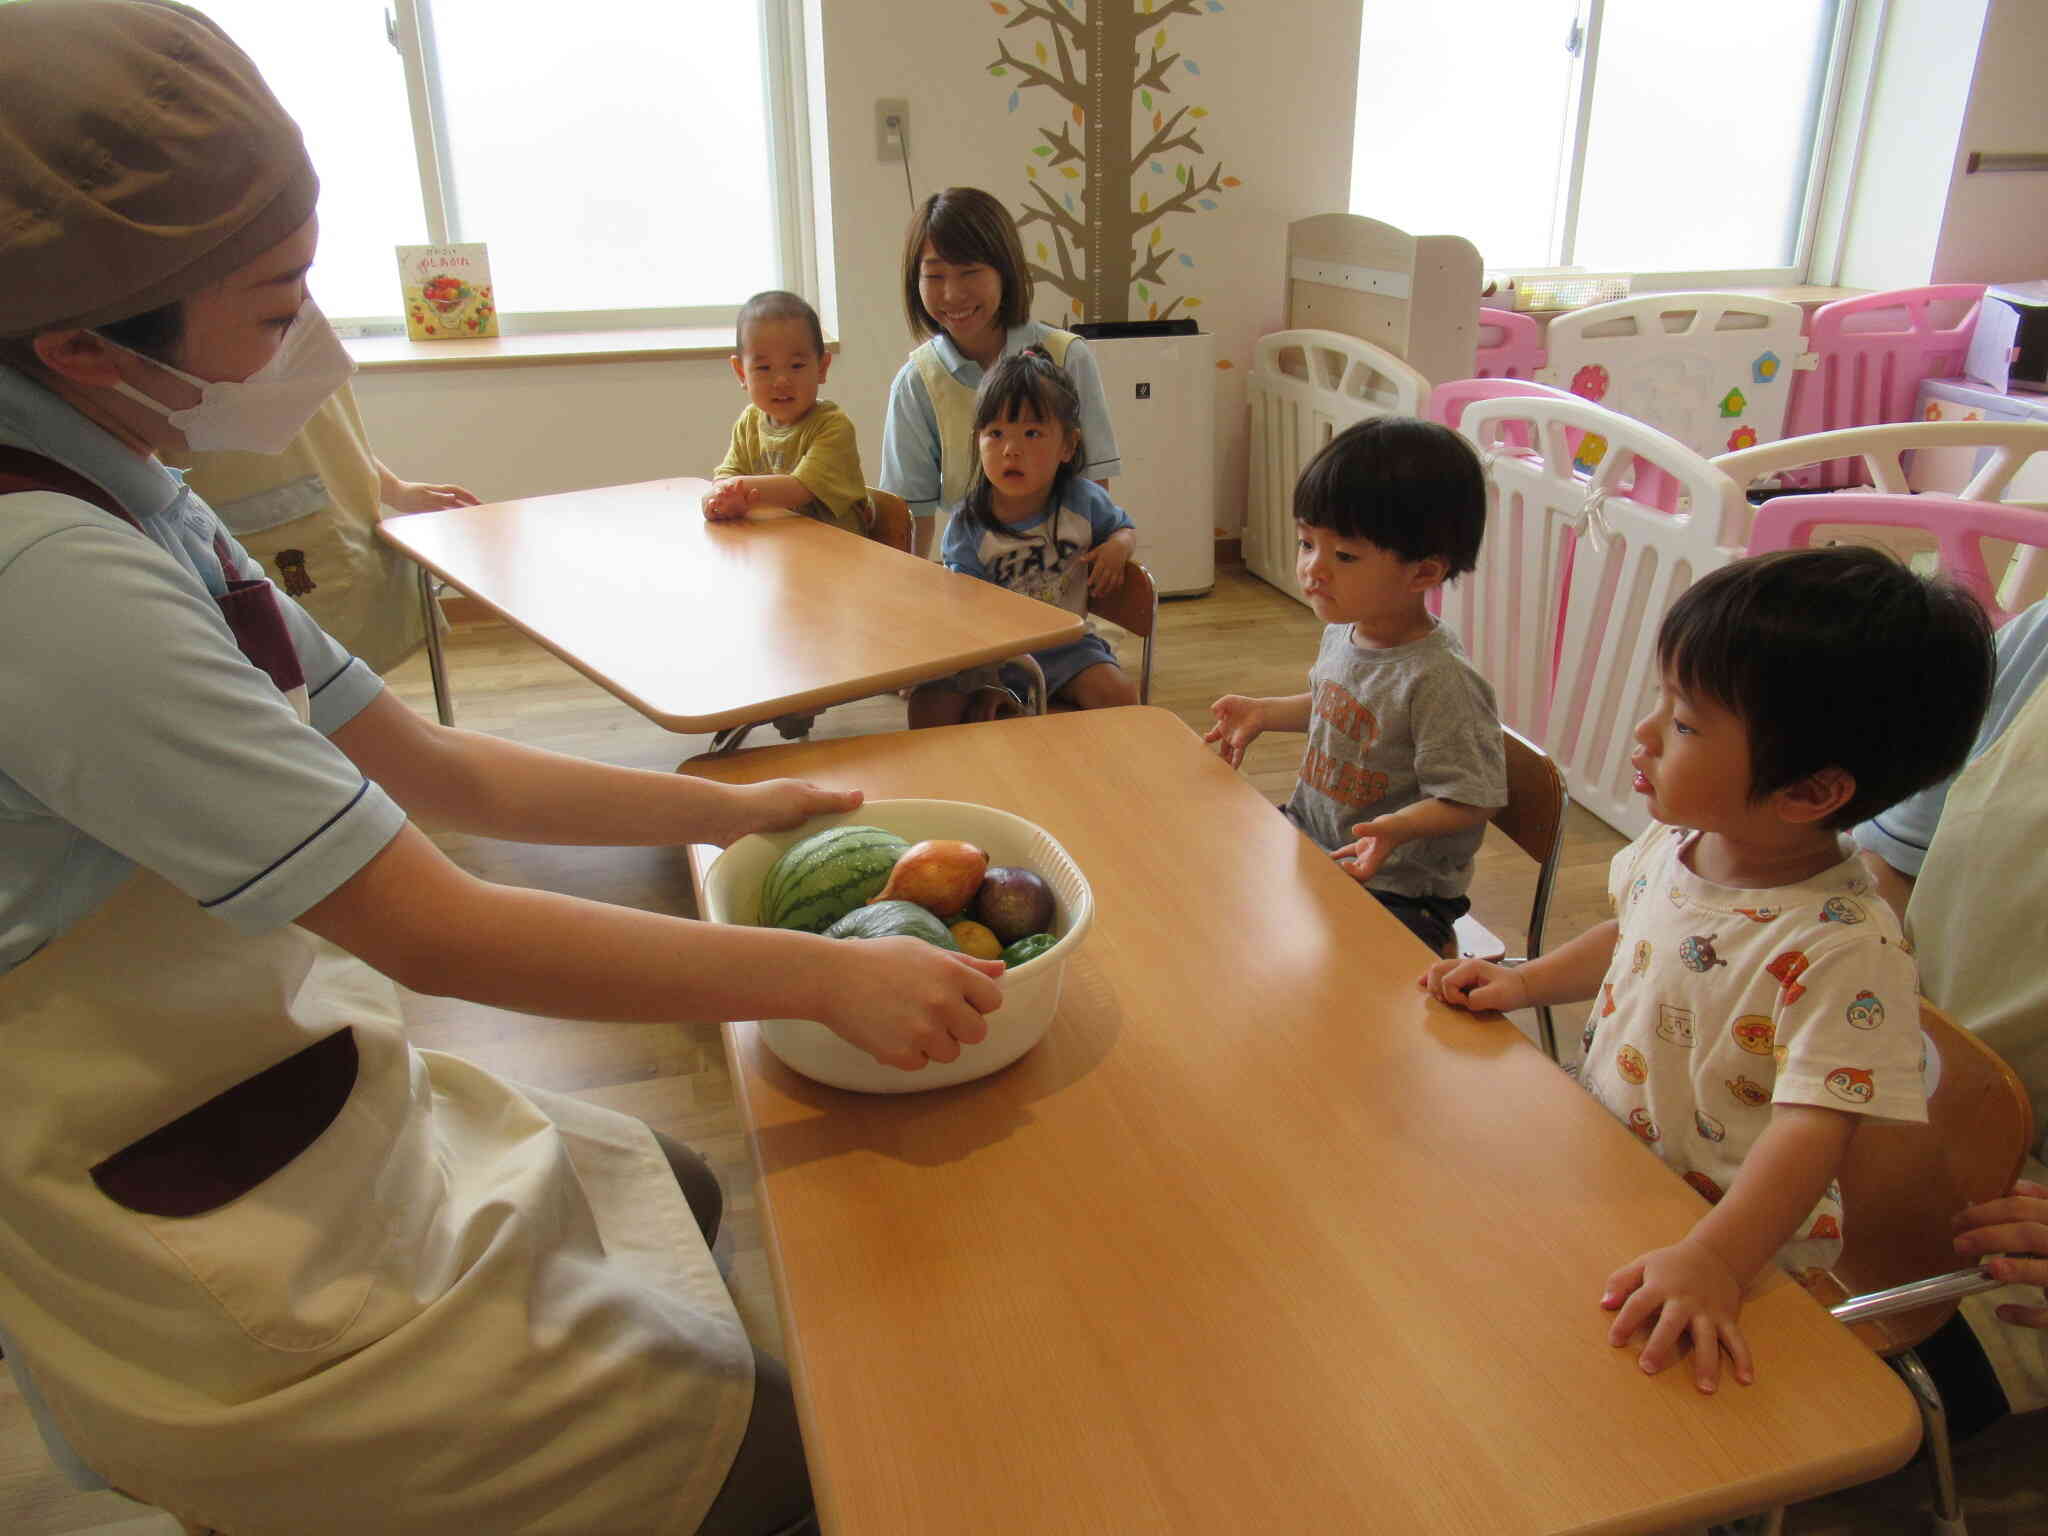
[1835, 0, 2048, 292]
[1833, 0, 1987, 291]
[1931, 0, 2048, 283]
[357, 0, 1365, 532]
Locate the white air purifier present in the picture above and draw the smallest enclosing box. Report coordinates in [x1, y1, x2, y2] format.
[1078, 327, 1217, 596]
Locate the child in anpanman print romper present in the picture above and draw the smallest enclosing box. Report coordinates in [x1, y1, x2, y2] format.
[1426, 548, 1994, 1394]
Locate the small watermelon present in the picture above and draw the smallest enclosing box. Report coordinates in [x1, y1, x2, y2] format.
[759, 825, 910, 932]
[823, 900, 962, 950]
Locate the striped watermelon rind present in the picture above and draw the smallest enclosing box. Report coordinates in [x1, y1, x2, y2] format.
[759, 825, 911, 933]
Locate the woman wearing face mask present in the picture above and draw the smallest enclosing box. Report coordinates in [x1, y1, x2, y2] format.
[0, 4, 1004, 1533]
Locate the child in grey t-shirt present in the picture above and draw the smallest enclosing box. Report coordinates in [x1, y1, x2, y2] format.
[1206, 417, 1505, 952]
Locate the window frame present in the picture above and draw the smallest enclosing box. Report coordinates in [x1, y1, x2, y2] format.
[342, 0, 815, 337]
[1478, 0, 1876, 292]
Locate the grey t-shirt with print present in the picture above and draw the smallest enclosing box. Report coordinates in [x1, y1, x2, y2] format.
[1282, 619, 1506, 900]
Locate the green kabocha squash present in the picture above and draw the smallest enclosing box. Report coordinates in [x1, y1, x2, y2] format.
[823, 900, 963, 951]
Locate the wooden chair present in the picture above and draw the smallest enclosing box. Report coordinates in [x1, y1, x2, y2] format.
[866, 487, 913, 554]
[1784, 1000, 2035, 1536]
[1450, 725, 1569, 1062]
[1011, 560, 1159, 712]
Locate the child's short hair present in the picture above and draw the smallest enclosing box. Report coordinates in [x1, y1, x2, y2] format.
[1292, 417, 1485, 578]
[734, 290, 824, 355]
[901, 187, 1031, 340]
[956, 348, 1085, 540]
[1658, 546, 1995, 828]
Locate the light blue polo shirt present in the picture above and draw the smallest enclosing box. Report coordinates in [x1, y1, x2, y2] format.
[0, 366, 404, 972]
[879, 320, 1123, 518]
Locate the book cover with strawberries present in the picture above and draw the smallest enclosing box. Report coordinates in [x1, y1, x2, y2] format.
[396, 243, 497, 341]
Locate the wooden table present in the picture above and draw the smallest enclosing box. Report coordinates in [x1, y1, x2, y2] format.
[683, 708, 1919, 1535]
[378, 477, 1082, 740]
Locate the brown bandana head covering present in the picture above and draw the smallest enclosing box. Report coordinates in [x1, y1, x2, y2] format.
[0, 0, 318, 339]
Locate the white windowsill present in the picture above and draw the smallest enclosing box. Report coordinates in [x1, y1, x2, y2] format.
[343, 328, 840, 373]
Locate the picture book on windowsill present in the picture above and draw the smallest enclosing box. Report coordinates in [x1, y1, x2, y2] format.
[396, 243, 497, 341]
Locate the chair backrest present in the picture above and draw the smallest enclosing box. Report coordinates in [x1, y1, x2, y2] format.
[1493, 723, 1567, 874]
[1780, 284, 1985, 488]
[1539, 291, 1806, 465]
[1831, 998, 2034, 1353]
[866, 487, 913, 553]
[1088, 559, 1157, 704]
[1245, 329, 1430, 606]
[1746, 492, 2048, 628]
[1473, 307, 1545, 380]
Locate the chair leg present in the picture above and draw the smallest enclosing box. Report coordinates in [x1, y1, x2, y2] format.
[1893, 1347, 1969, 1536]
[1536, 1003, 1560, 1065]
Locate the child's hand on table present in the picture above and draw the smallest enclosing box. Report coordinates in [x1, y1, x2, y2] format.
[1081, 537, 1129, 597]
[1203, 695, 1267, 767]
[820, 937, 1006, 1071]
[1418, 956, 1529, 1012]
[1332, 814, 1406, 882]
[383, 479, 480, 514]
[702, 480, 754, 521]
[1601, 1238, 1755, 1393]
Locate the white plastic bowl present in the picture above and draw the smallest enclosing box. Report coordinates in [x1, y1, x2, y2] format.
[701, 798, 1093, 1093]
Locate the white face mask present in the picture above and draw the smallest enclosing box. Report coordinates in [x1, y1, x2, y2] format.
[109, 299, 356, 454]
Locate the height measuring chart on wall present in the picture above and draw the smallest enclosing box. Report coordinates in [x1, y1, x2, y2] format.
[988, 0, 1241, 324]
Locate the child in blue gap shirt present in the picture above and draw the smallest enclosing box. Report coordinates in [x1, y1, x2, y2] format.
[909, 348, 1139, 727]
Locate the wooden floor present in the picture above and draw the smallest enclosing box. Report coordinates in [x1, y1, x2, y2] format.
[4, 565, 2040, 1534]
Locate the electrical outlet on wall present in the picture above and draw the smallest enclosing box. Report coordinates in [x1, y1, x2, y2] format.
[876, 99, 908, 163]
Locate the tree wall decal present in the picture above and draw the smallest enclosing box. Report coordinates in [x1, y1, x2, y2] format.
[988, 0, 1241, 324]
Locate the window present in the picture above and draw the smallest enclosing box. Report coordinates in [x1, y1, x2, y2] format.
[1350, 0, 1853, 283]
[191, 0, 808, 332]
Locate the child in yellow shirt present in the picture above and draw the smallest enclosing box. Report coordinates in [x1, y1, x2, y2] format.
[703, 290, 868, 534]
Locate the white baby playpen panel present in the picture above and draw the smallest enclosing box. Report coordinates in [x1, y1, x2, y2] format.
[1538, 292, 1805, 465]
[1244, 329, 1430, 605]
[1445, 394, 1746, 838]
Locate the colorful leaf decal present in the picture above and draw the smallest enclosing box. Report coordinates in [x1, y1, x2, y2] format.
[1149, 302, 1159, 320]
[1035, 40, 1046, 63]
[1060, 165, 1080, 179]
[1153, 111, 1163, 131]
[1008, 90, 1020, 112]
[1186, 59, 1201, 74]
[988, 1, 1007, 10]
[1177, 164, 1188, 183]
[1151, 161, 1164, 174]
[1037, 242, 1048, 260]
[1191, 107, 1208, 118]
[1221, 176, 1240, 187]
[1199, 199, 1216, 210]
[990, 64, 1007, 75]
[1033, 144, 1052, 157]
[1179, 252, 1193, 266]
[1151, 227, 1162, 245]
[1139, 192, 1150, 211]
[1142, 89, 1154, 110]
[1137, 282, 1150, 300]
[1072, 104, 1084, 125]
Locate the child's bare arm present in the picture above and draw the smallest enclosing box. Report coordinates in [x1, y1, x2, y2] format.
[1203, 691, 1312, 766]
[1420, 917, 1618, 1012]
[721, 474, 813, 510]
[1603, 1103, 1857, 1393]
[1332, 798, 1491, 882]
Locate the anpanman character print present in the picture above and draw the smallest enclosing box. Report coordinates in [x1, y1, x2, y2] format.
[1581, 824, 1927, 1277]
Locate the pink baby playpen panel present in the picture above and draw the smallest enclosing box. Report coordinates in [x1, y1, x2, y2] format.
[1473, 308, 1544, 380]
[1779, 285, 1985, 489]
[1746, 493, 2048, 630]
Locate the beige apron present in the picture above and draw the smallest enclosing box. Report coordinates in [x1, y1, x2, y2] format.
[910, 325, 1075, 558]
[0, 864, 754, 1534]
[0, 467, 752, 1532]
